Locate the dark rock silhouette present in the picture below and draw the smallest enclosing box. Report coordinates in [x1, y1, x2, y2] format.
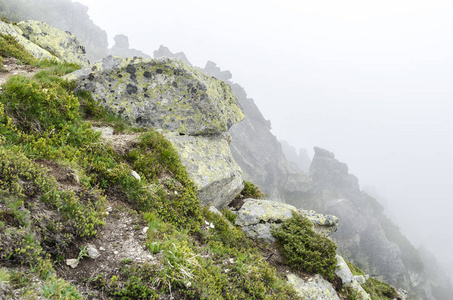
[153, 45, 192, 66]
[109, 34, 151, 59]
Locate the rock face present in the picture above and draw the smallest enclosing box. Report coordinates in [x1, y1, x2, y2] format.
[287, 273, 340, 300]
[0, 20, 58, 61]
[153, 45, 192, 66]
[233, 199, 338, 243]
[165, 132, 243, 208]
[309, 148, 407, 286]
[67, 55, 245, 209]
[66, 56, 243, 136]
[109, 34, 152, 59]
[227, 83, 317, 204]
[202, 61, 232, 82]
[17, 20, 89, 66]
[280, 140, 311, 172]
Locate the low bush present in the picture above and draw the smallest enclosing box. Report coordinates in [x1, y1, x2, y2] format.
[272, 211, 338, 279]
[235, 180, 266, 200]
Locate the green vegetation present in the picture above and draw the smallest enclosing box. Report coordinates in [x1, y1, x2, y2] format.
[345, 260, 399, 300]
[0, 33, 300, 299]
[272, 211, 337, 279]
[88, 209, 298, 299]
[235, 180, 266, 200]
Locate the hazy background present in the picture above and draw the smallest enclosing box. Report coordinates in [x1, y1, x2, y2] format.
[74, 0, 453, 271]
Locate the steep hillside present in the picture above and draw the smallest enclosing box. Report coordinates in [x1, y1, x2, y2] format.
[0, 19, 411, 299]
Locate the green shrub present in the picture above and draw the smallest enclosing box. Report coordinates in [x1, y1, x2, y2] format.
[236, 180, 266, 200]
[272, 211, 337, 279]
[362, 277, 399, 299]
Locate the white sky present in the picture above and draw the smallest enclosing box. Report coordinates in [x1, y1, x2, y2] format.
[75, 0, 453, 267]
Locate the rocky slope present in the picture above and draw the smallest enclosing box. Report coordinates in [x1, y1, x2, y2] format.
[0, 19, 406, 300]
[192, 54, 447, 299]
[0, 18, 424, 300]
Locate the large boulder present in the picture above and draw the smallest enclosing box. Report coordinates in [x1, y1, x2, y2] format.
[66, 55, 244, 135]
[287, 273, 340, 300]
[165, 132, 243, 209]
[17, 20, 89, 66]
[233, 199, 338, 242]
[0, 20, 58, 61]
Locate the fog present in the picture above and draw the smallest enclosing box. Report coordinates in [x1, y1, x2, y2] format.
[75, 0, 453, 271]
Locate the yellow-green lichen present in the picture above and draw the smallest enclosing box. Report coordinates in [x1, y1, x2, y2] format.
[164, 132, 243, 208]
[17, 20, 88, 66]
[65, 56, 244, 135]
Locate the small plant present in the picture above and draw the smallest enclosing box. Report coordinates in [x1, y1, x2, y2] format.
[221, 208, 237, 224]
[272, 211, 338, 280]
[121, 258, 133, 265]
[76, 246, 89, 262]
[235, 180, 266, 200]
[41, 276, 83, 299]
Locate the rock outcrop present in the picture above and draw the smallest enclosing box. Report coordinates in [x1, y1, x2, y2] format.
[0, 19, 89, 66]
[287, 273, 340, 300]
[280, 140, 311, 172]
[109, 34, 151, 59]
[66, 56, 243, 135]
[233, 199, 338, 242]
[66, 55, 245, 209]
[0, 0, 109, 61]
[164, 132, 243, 208]
[153, 45, 192, 66]
[0, 20, 58, 61]
[17, 20, 89, 66]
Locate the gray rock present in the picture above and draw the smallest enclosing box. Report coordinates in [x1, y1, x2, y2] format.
[86, 244, 100, 259]
[165, 132, 243, 209]
[234, 199, 338, 243]
[153, 45, 192, 66]
[287, 273, 340, 300]
[65, 56, 244, 136]
[17, 20, 89, 66]
[66, 258, 79, 268]
[335, 255, 371, 300]
[109, 34, 151, 59]
[0, 20, 58, 62]
[202, 61, 233, 82]
[91, 126, 114, 137]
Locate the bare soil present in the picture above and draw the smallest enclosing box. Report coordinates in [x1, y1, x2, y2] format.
[0, 57, 39, 86]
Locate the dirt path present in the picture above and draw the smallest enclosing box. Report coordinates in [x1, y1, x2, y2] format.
[0, 57, 39, 86]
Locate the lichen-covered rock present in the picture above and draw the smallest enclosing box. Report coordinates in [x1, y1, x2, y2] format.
[17, 20, 88, 66]
[65, 55, 244, 135]
[287, 273, 340, 300]
[164, 132, 243, 209]
[0, 20, 58, 61]
[234, 199, 338, 242]
[336, 255, 371, 300]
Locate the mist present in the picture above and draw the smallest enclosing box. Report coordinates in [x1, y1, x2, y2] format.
[75, 0, 453, 272]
